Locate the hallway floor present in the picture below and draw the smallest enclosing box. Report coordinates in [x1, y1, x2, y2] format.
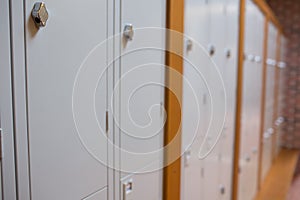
[255, 149, 299, 200]
[287, 175, 300, 200]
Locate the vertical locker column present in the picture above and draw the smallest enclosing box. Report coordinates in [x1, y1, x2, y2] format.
[238, 1, 255, 199]
[219, 0, 240, 199]
[261, 22, 278, 182]
[247, 5, 264, 199]
[181, 0, 210, 199]
[275, 36, 287, 154]
[202, 0, 226, 199]
[25, 0, 109, 199]
[238, 1, 264, 200]
[118, 1, 166, 200]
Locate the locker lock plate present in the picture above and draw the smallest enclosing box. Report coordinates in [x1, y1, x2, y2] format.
[31, 2, 49, 28]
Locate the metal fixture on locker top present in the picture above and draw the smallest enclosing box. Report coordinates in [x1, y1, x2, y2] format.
[208, 44, 216, 56]
[266, 58, 276, 66]
[247, 54, 255, 62]
[254, 56, 262, 63]
[278, 61, 287, 69]
[123, 24, 134, 41]
[224, 48, 231, 58]
[31, 2, 49, 28]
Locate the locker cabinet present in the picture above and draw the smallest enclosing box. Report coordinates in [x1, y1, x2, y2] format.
[181, 1, 210, 199]
[117, 0, 166, 200]
[238, 1, 264, 200]
[6, 0, 167, 199]
[181, 0, 239, 199]
[24, 0, 109, 199]
[261, 22, 278, 183]
[275, 37, 287, 155]
[218, 0, 239, 199]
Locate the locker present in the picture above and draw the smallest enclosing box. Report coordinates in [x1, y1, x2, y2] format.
[202, 0, 226, 199]
[218, 0, 240, 199]
[261, 22, 278, 182]
[24, 0, 110, 199]
[118, 0, 166, 199]
[238, 1, 264, 199]
[181, 0, 239, 199]
[181, 0, 210, 199]
[275, 36, 287, 155]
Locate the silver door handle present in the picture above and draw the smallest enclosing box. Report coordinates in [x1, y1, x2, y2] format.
[208, 44, 216, 56]
[31, 2, 49, 28]
[123, 24, 134, 41]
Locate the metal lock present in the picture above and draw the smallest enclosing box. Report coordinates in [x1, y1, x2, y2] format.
[31, 2, 49, 28]
[278, 61, 287, 69]
[247, 54, 255, 62]
[208, 44, 216, 56]
[123, 24, 134, 41]
[254, 56, 262, 63]
[219, 185, 226, 195]
[186, 39, 193, 52]
[224, 48, 231, 58]
[184, 149, 192, 166]
[123, 179, 133, 200]
[263, 131, 270, 139]
[245, 155, 251, 162]
[266, 58, 276, 66]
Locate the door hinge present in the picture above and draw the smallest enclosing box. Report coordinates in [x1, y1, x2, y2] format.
[0, 128, 2, 161]
[201, 167, 205, 178]
[105, 111, 109, 134]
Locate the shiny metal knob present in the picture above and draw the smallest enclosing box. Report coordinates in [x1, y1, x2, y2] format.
[31, 2, 49, 28]
[123, 24, 134, 41]
[247, 54, 255, 62]
[219, 185, 226, 195]
[208, 44, 216, 56]
[254, 56, 262, 63]
[224, 48, 231, 58]
[186, 39, 193, 52]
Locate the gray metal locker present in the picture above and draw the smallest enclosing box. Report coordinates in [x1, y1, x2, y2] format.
[261, 22, 278, 183]
[218, 0, 240, 199]
[181, 1, 210, 199]
[117, 0, 166, 200]
[238, 1, 264, 199]
[23, 0, 110, 199]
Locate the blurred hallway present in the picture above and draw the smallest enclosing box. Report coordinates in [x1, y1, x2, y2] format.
[287, 175, 300, 200]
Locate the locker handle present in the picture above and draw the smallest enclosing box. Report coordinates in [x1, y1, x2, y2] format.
[254, 56, 262, 63]
[123, 24, 134, 41]
[186, 39, 193, 52]
[208, 44, 216, 56]
[224, 48, 231, 59]
[247, 54, 255, 62]
[31, 2, 49, 28]
[278, 61, 286, 69]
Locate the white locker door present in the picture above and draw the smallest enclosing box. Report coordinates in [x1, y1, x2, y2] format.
[247, 6, 264, 199]
[261, 23, 277, 182]
[181, 0, 210, 199]
[238, 1, 256, 199]
[203, 0, 226, 199]
[219, 0, 239, 199]
[119, 1, 166, 200]
[25, 1, 109, 199]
